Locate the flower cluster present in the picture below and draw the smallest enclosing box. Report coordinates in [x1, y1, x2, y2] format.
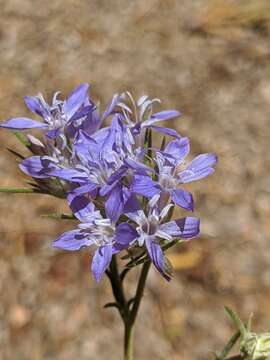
[0, 84, 217, 282]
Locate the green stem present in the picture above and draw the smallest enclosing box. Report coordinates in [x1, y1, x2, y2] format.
[124, 321, 134, 360]
[130, 261, 151, 324]
[110, 255, 126, 308]
[123, 261, 151, 359]
[106, 256, 127, 321]
[106, 256, 151, 360]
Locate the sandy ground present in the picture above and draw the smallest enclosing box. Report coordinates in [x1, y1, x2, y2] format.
[0, 0, 270, 359]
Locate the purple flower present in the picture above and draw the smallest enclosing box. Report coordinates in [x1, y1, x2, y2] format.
[104, 92, 181, 144]
[131, 138, 217, 211]
[53, 201, 137, 282]
[0, 85, 217, 282]
[21, 118, 151, 222]
[0, 84, 97, 142]
[126, 195, 200, 279]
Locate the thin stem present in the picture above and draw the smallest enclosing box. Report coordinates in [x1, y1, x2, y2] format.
[124, 322, 134, 360]
[123, 261, 151, 360]
[106, 256, 127, 321]
[110, 255, 126, 307]
[130, 261, 151, 325]
[130, 260, 151, 324]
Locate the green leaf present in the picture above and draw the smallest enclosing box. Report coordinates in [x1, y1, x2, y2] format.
[225, 307, 247, 338]
[215, 330, 241, 360]
[13, 131, 31, 147]
[41, 213, 76, 220]
[0, 187, 35, 193]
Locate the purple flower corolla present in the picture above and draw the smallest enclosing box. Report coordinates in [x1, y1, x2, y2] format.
[53, 201, 137, 282]
[104, 92, 181, 142]
[19, 134, 79, 179]
[132, 138, 217, 211]
[0, 84, 96, 143]
[19, 120, 149, 222]
[126, 195, 200, 279]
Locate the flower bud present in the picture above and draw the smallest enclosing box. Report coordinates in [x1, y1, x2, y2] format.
[240, 331, 270, 359]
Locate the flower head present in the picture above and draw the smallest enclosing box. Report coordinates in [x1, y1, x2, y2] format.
[0, 84, 98, 145]
[0, 84, 217, 282]
[126, 195, 200, 278]
[53, 199, 137, 282]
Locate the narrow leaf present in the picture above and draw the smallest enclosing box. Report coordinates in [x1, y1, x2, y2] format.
[41, 213, 76, 220]
[225, 307, 247, 337]
[0, 187, 35, 193]
[13, 131, 31, 147]
[215, 330, 241, 360]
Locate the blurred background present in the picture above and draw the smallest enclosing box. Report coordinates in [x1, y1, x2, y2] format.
[0, 0, 270, 359]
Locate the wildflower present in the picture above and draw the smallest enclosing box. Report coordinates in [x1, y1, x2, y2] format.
[126, 195, 200, 278]
[131, 138, 217, 211]
[20, 117, 152, 222]
[53, 200, 137, 282]
[0, 85, 215, 283]
[104, 92, 181, 143]
[0, 83, 96, 143]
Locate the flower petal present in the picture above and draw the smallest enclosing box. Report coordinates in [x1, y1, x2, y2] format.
[179, 153, 217, 183]
[0, 117, 47, 130]
[113, 223, 138, 253]
[19, 156, 49, 178]
[164, 137, 190, 162]
[160, 216, 200, 239]
[52, 229, 92, 251]
[145, 237, 170, 280]
[24, 96, 45, 116]
[102, 93, 121, 121]
[124, 158, 153, 174]
[123, 193, 141, 213]
[143, 110, 181, 126]
[72, 182, 99, 197]
[67, 193, 95, 222]
[149, 125, 181, 138]
[63, 83, 89, 119]
[73, 130, 98, 158]
[91, 245, 112, 282]
[131, 175, 161, 198]
[105, 185, 126, 222]
[171, 188, 194, 211]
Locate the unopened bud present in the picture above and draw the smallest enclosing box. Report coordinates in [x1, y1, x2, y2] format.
[240, 331, 270, 360]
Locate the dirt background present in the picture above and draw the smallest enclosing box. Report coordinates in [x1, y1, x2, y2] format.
[0, 0, 270, 359]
